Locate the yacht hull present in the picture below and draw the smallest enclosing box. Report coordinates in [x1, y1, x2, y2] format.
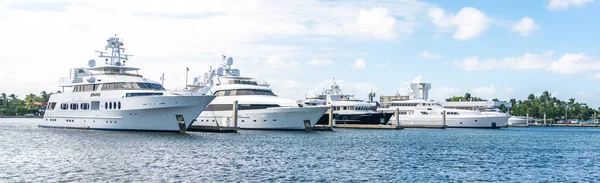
[390, 115, 510, 128]
[316, 113, 394, 125]
[194, 107, 329, 130]
[41, 95, 215, 132]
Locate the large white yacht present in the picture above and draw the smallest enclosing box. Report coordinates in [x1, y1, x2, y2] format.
[379, 99, 510, 128]
[181, 55, 329, 130]
[300, 79, 392, 125]
[40, 36, 216, 132]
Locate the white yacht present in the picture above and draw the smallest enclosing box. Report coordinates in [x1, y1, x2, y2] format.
[181, 55, 329, 130]
[379, 99, 510, 128]
[40, 36, 216, 132]
[300, 79, 392, 125]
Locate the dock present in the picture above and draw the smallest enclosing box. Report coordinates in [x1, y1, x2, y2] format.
[187, 125, 239, 133]
[335, 124, 403, 129]
[400, 124, 446, 129]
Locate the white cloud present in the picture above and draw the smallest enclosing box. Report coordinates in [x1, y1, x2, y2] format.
[472, 85, 497, 98]
[283, 80, 298, 88]
[512, 17, 539, 36]
[591, 73, 600, 80]
[265, 56, 300, 69]
[548, 0, 595, 11]
[307, 58, 334, 67]
[430, 86, 461, 100]
[453, 51, 555, 71]
[347, 7, 398, 40]
[428, 7, 491, 40]
[0, 0, 428, 98]
[352, 58, 366, 69]
[547, 53, 600, 74]
[411, 75, 423, 83]
[419, 51, 441, 60]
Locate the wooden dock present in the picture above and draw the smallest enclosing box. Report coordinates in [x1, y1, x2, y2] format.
[187, 125, 239, 133]
[400, 124, 446, 129]
[335, 124, 403, 130]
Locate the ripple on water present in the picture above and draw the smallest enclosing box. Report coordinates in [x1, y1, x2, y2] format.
[2, 119, 600, 182]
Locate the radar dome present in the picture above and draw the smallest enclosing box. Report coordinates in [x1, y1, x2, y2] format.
[193, 77, 199, 84]
[216, 67, 224, 76]
[88, 59, 96, 67]
[226, 57, 233, 65]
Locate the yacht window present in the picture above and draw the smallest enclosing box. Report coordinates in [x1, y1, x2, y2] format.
[113, 102, 117, 110]
[342, 107, 347, 110]
[70, 103, 79, 110]
[47, 102, 57, 110]
[80, 103, 89, 110]
[118, 102, 121, 109]
[109, 102, 112, 109]
[224, 91, 231, 96]
[104, 102, 108, 109]
[231, 89, 276, 96]
[126, 93, 163, 97]
[101, 82, 165, 91]
[420, 111, 428, 115]
[60, 103, 68, 110]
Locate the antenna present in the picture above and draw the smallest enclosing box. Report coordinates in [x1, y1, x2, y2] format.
[97, 35, 132, 66]
[160, 73, 165, 86]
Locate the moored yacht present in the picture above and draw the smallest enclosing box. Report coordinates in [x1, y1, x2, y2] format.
[378, 99, 510, 128]
[181, 55, 329, 130]
[377, 82, 509, 128]
[301, 79, 393, 125]
[41, 36, 216, 132]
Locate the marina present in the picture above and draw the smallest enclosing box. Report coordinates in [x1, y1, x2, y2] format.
[1, 1, 599, 182]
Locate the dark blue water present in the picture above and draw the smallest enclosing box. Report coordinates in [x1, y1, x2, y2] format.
[1, 118, 600, 182]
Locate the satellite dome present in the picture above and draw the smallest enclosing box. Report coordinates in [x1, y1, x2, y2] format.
[226, 57, 233, 65]
[88, 59, 96, 67]
[193, 77, 199, 84]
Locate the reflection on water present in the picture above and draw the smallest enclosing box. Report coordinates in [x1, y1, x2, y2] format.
[1, 118, 600, 182]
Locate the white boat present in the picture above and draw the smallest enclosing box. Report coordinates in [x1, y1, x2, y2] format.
[41, 36, 216, 132]
[507, 116, 528, 126]
[378, 99, 510, 128]
[180, 55, 329, 130]
[300, 79, 392, 125]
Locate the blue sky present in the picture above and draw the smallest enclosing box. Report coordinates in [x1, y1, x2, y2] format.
[0, 0, 598, 108]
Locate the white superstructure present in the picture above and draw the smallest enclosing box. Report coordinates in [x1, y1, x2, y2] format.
[300, 79, 392, 125]
[379, 99, 510, 128]
[181, 55, 328, 130]
[41, 36, 216, 132]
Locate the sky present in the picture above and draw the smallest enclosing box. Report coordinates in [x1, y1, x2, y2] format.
[0, 0, 599, 108]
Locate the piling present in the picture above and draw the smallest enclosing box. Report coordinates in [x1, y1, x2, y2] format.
[393, 108, 403, 129]
[232, 100, 238, 128]
[544, 113, 547, 125]
[526, 114, 529, 126]
[443, 110, 447, 128]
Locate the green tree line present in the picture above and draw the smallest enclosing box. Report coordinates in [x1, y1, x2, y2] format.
[447, 91, 599, 121]
[0, 91, 55, 116]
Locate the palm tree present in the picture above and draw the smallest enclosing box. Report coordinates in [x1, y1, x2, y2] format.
[0, 93, 6, 108]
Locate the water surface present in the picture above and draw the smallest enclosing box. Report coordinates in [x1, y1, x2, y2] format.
[1, 118, 600, 182]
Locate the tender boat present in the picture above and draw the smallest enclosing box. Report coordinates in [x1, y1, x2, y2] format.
[41, 36, 216, 132]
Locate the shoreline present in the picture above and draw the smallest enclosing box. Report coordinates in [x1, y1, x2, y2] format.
[0, 116, 43, 119]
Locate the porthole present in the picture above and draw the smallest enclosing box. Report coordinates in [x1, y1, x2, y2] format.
[263, 120, 266, 122]
[273, 119, 277, 121]
[118, 102, 121, 109]
[253, 120, 256, 122]
[242, 120, 245, 122]
[109, 102, 112, 109]
[113, 102, 117, 109]
[105, 102, 108, 109]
